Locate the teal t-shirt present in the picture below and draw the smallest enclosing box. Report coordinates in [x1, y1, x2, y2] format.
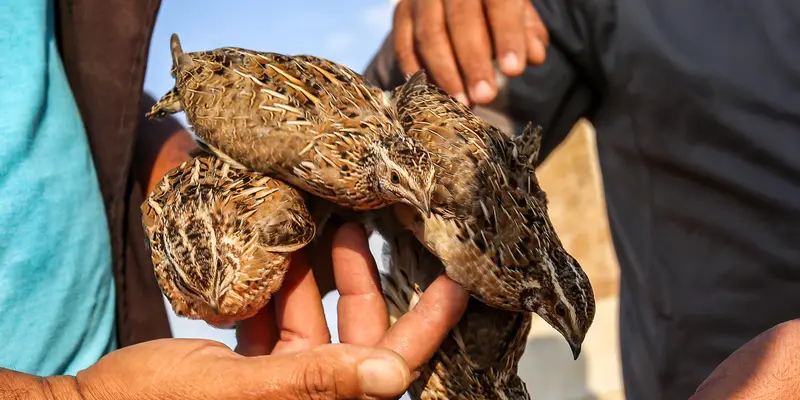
[0, 0, 117, 375]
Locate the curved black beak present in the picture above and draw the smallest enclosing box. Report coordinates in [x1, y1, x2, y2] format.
[209, 297, 220, 314]
[407, 195, 432, 218]
[570, 343, 582, 360]
[420, 202, 432, 218]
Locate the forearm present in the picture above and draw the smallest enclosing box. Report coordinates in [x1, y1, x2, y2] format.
[0, 369, 81, 400]
[691, 319, 800, 399]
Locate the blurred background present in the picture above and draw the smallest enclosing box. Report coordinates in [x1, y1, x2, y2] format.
[143, 2, 624, 399]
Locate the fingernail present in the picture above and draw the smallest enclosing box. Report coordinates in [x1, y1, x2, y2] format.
[500, 52, 520, 73]
[411, 369, 422, 380]
[453, 92, 469, 106]
[358, 356, 408, 396]
[470, 80, 496, 104]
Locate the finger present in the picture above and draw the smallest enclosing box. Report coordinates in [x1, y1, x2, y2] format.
[524, 0, 549, 64]
[271, 253, 332, 355]
[379, 275, 469, 371]
[444, 0, 497, 104]
[485, 0, 527, 76]
[235, 302, 278, 356]
[304, 218, 340, 297]
[392, 0, 421, 76]
[333, 223, 390, 346]
[413, 0, 470, 105]
[221, 343, 412, 400]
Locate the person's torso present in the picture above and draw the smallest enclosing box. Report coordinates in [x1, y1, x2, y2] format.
[0, 0, 117, 376]
[592, 1, 800, 397]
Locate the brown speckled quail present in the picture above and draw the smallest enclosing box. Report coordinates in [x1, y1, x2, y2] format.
[378, 214, 532, 400]
[388, 70, 596, 358]
[146, 34, 435, 219]
[141, 155, 315, 327]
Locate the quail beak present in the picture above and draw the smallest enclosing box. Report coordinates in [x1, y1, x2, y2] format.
[418, 201, 432, 218]
[209, 297, 220, 315]
[413, 191, 432, 218]
[401, 195, 432, 218]
[570, 342, 582, 360]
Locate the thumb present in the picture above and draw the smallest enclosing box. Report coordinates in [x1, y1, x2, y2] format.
[229, 343, 413, 399]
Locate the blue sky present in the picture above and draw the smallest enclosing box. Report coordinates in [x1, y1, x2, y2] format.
[144, 1, 394, 103]
[143, 0, 395, 350]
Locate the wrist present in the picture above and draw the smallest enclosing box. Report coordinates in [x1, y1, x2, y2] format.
[0, 369, 82, 400]
[41, 376, 85, 400]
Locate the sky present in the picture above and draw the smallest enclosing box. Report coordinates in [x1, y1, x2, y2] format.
[143, 0, 396, 351]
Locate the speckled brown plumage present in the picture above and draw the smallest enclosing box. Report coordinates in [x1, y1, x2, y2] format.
[146, 34, 435, 217]
[141, 155, 315, 327]
[379, 218, 532, 400]
[388, 71, 596, 357]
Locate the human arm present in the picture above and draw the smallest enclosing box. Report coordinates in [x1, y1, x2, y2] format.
[1, 341, 412, 400]
[690, 319, 800, 400]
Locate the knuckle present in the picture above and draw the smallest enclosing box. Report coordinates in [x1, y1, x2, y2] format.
[462, 60, 492, 79]
[415, 23, 448, 43]
[291, 357, 339, 400]
[445, 0, 482, 26]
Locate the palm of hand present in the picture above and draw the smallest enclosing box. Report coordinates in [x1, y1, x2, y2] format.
[77, 339, 407, 400]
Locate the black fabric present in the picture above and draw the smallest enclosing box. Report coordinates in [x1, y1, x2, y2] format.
[364, 1, 800, 398]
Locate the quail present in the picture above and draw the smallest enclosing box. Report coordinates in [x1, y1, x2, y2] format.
[388, 70, 596, 357]
[147, 34, 435, 218]
[379, 215, 533, 400]
[141, 155, 315, 327]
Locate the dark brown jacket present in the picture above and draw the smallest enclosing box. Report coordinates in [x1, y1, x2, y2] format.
[55, 0, 171, 347]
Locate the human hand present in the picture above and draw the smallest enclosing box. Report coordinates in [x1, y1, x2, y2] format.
[41, 339, 411, 399]
[392, 0, 549, 106]
[690, 319, 800, 400]
[236, 222, 470, 378]
[39, 223, 468, 400]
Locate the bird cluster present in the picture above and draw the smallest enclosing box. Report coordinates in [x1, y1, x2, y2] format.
[142, 33, 596, 399]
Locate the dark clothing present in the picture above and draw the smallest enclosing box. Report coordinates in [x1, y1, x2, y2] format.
[55, 0, 172, 347]
[365, 1, 800, 399]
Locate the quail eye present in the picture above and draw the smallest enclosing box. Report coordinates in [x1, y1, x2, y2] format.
[555, 302, 566, 317]
[390, 171, 400, 184]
